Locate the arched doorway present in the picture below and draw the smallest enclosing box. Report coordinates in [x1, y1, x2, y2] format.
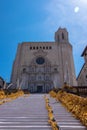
[37, 85, 43, 93]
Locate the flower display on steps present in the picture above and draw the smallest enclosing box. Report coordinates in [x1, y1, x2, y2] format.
[49, 90, 87, 127]
[0, 90, 6, 99]
[44, 95, 59, 130]
[0, 90, 24, 105]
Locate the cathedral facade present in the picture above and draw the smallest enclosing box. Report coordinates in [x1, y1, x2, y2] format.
[11, 28, 77, 92]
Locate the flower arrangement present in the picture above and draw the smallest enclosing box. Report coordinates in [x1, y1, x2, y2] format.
[49, 90, 87, 127]
[49, 90, 56, 98]
[44, 95, 59, 130]
[0, 90, 24, 105]
[7, 90, 24, 99]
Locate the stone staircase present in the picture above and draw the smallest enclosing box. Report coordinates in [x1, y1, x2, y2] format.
[48, 95, 87, 130]
[0, 94, 51, 130]
[0, 94, 86, 130]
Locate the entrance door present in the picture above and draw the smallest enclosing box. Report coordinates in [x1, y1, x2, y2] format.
[37, 86, 43, 93]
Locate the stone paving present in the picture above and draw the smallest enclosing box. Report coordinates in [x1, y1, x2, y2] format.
[0, 94, 86, 130]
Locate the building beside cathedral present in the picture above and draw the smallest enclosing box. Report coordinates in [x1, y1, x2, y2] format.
[77, 46, 87, 86]
[11, 28, 77, 93]
[0, 76, 4, 89]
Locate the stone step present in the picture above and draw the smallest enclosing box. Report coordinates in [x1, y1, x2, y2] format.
[0, 121, 50, 125]
[59, 126, 86, 130]
[0, 125, 51, 130]
[48, 95, 86, 130]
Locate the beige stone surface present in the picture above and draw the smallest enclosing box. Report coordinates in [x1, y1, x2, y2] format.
[11, 28, 77, 92]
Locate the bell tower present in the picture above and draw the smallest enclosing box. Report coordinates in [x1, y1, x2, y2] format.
[55, 27, 69, 43]
[54, 27, 77, 86]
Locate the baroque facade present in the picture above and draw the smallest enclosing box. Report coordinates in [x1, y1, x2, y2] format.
[11, 28, 77, 92]
[77, 46, 87, 86]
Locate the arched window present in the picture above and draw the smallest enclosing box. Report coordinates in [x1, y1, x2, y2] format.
[46, 46, 48, 49]
[33, 47, 35, 50]
[54, 68, 57, 71]
[23, 68, 26, 73]
[36, 47, 38, 50]
[49, 46, 52, 49]
[62, 33, 64, 39]
[86, 75, 87, 79]
[30, 47, 32, 50]
[58, 35, 60, 42]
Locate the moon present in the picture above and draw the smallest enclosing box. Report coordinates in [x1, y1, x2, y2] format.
[74, 6, 80, 13]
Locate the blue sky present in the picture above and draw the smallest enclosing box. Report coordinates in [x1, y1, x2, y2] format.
[0, 0, 87, 82]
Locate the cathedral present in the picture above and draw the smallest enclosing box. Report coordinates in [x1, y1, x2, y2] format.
[11, 28, 77, 93]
